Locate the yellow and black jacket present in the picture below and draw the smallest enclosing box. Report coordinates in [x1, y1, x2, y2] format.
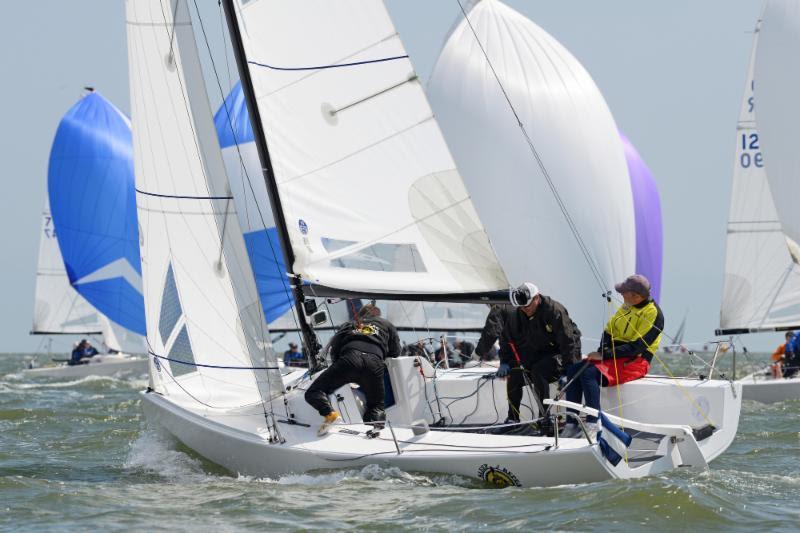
[599, 299, 664, 362]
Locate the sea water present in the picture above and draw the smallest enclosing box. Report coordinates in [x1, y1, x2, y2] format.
[1, 352, 798, 531]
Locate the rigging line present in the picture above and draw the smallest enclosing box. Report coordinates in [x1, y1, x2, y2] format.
[151, 351, 279, 370]
[454, 0, 607, 294]
[135, 188, 233, 200]
[247, 54, 409, 72]
[193, 1, 302, 337]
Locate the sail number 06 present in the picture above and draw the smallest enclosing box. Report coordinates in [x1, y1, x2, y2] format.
[740, 133, 763, 168]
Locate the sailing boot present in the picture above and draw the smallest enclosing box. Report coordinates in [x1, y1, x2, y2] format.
[317, 411, 340, 436]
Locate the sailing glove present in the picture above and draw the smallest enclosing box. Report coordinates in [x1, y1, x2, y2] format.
[496, 363, 511, 377]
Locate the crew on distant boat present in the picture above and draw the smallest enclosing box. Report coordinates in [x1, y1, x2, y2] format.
[783, 332, 800, 378]
[562, 274, 664, 438]
[497, 283, 581, 425]
[283, 342, 305, 368]
[69, 339, 99, 366]
[475, 303, 512, 361]
[305, 303, 401, 436]
[769, 332, 793, 379]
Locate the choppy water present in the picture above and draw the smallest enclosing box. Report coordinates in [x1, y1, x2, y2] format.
[1, 352, 798, 531]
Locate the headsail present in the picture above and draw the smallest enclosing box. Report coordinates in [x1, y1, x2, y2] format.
[127, 0, 283, 405]
[224, 0, 509, 301]
[428, 0, 635, 332]
[31, 200, 103, 335]
[718, 15, 800, 335]
[47, 91, 146, 336]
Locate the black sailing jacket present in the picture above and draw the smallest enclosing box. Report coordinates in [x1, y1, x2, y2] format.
[498, 295, 582, 366]
[329, 316, 401, 360]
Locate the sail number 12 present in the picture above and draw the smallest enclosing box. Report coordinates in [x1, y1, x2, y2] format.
[740, 132, 763, 168]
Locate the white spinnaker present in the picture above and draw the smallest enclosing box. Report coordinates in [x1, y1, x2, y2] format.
[756, 0, 800, 255]
[229, 0, 508, 296]
[126, 0, 282, 406]
[720, 22, 800, 333]
[428, 0, 635, 332]
[32, 202, 103, 335]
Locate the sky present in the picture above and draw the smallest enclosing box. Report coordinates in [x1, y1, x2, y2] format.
[0, 0, 777, 353]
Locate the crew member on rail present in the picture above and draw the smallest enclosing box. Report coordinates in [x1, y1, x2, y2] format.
[69, 339, 99, 366]
[305, 304, 401, 436]
[769, 332, 793, 379]
[561, 274, 664, 438]
[498, 282, 581, 427]
[783, 331, 800, 378]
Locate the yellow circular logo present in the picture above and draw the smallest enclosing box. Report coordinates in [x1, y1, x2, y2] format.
[477, 464, 521, 488]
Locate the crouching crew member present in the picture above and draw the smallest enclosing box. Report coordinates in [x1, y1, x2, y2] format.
[498, 282, 581, 423]
[305, 304, 401, 436]
[562, 274, 664, 437]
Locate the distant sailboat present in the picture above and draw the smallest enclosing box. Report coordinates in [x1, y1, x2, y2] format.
[718, 0, 800, 402]
[26, 91, 146, 378]
[129, 0, 706, 486]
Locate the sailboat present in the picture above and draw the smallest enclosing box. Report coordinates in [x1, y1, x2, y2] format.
[26, 91, 147, 378]
[129, 0, 706, 486]
[717, 0, 800, 403]
[427, 0, 740, 461]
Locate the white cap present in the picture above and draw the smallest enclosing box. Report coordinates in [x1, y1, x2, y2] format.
[510, 282, 540, 307]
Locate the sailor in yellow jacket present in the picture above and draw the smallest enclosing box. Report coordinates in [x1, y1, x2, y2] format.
[561, 274, 664, 437]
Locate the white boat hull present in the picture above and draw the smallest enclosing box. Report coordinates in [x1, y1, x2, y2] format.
[738, 372, 800, 403]
[141, 357, 706, 487]
[23, 354, 147, 378]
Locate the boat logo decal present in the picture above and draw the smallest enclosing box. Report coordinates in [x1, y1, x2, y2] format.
[353, 324, 379, 337]
[298, 219, 308, 235]
[691, 395, 710, 422]
[477, 464, 521, 488]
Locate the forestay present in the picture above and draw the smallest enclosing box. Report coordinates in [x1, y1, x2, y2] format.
[756, 0, 800, 256]
[31, 200, 103, 336]
[47, 91, 146, 336]
[228, 0, 509, 298]
[719, 13, 800, 334]
[126, 0, 282, 405]
[428, 0, 635, 333]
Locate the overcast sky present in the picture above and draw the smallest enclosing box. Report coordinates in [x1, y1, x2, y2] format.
[1, 0, 775, 353]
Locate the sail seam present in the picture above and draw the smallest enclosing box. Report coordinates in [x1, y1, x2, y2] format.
[248, 54, 408, 72]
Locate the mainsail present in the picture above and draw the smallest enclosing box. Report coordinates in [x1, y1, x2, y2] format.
[31, 200, 103, 336]
[225, 0, 509, 302]
[428, 0, 635, 333]
[127, 0, 282, 404]
[717, 13, 800, 335]
[47, 91, 146, 336]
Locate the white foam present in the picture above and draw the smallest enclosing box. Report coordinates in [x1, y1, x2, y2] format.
[237, 463, 471, 488]
[124, 426, 209, 481]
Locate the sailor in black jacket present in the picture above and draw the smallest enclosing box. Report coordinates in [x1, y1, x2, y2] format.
[305, 304, 401, 435]
[499, 283, 581, 422]
[475, 304, 513, 360]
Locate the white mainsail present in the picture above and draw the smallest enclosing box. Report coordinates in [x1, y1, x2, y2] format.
[31, 201, 104, 336]
[428, 0, 635, 333]
[719, 17, 800, 334]
[229, 0, 508, 298]
[126, 0, 282, 405]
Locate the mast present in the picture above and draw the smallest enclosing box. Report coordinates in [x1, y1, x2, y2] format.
[221, 0, 321, 357]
